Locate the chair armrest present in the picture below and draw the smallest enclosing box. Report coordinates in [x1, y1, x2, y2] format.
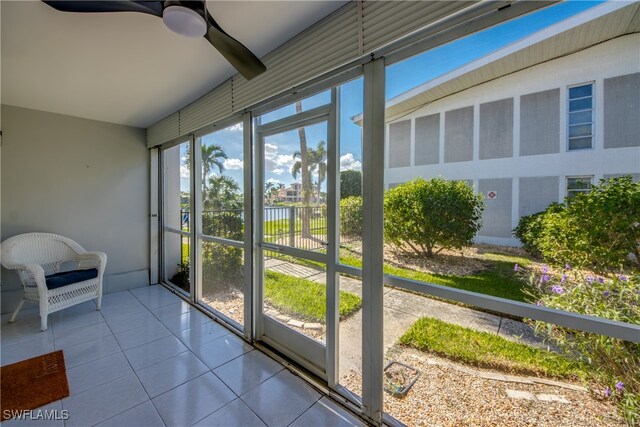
[77, 252, 107, 274]
[23, 263, 48, 295]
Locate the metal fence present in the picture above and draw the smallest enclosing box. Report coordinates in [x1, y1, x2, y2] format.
[179, 205, 359, 254]
[263, 206, 327, 251]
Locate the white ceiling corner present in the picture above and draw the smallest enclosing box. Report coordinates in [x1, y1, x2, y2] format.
[1, 0, 348, 128]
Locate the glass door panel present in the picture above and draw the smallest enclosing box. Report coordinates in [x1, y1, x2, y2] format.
[198, 122, 246, 329]
[257, 109, 333, 377]
[162, 141, 191, 295]
[262, 122, 329, 251]
[263, 252, 327, 344]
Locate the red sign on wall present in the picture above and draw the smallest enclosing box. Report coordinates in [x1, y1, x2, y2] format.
[487, 191, 497, 200]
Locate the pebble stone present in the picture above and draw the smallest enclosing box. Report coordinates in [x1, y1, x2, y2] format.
[506, 389, 537, 400]
[288, 319, 304, 328]
[536, 394, 569, 404]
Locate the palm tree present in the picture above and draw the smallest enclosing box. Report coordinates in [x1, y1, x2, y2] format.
[204, 175, 241, 210]
[310, 141, 327, 205]
[185, 143, 228, 190]
[264, 181, 274, 205]
[292, 140, 327, 239]
[292, 141, 326, 206]
[264, 181, 280, 205]
[294, 101, 312, 237]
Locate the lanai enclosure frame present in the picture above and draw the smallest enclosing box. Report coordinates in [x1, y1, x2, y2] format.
[2, 1, 639, 425]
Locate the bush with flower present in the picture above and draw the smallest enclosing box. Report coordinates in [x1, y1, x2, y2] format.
[519, 264, 640, 425]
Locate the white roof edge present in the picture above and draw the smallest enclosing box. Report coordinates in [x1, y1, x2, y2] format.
[352, 1, 637, 124]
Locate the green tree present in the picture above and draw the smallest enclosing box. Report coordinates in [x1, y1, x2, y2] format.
[292, 140, 327, 235]
[294, 101, 312, 237]
[264, 181, 274, 204]
[340, 170, 362, 199]
[185, 143, 228, 190]
[340, 196, 363, 237]
[292, 141, 327, 199]
[384, 178, 484, 258]
[204, 175, 241, 211]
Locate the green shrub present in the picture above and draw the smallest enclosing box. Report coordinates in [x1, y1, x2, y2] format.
[538, 177, 640, 273]
[340, 196, 363, 238]
[170, 260, 190, 292]
[513, 205, 562, 258]
[340, 170, 362, 199]
[384, 178, 483, 258]
[202, 211, 243, 241]
[525, 268, 640, 425]
[202, 242, 243, 290]
[201, 210, 244, 290]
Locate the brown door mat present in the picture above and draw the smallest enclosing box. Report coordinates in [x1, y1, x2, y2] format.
[1, 350, 69, 421]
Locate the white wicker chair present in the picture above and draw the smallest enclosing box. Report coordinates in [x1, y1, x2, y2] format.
[1, 233, 106, 331]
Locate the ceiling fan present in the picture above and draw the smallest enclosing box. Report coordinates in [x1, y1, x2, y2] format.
[42, 1, 267, 80]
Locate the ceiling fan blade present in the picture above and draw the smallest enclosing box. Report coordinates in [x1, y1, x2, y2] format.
[204, 12, 266, 80]
[42, 1, 163, 17]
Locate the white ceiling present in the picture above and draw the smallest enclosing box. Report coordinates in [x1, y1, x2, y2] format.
[1, 0, 348, 128]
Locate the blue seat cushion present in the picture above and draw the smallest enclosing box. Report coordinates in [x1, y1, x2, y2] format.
[45, 268, 99, 290]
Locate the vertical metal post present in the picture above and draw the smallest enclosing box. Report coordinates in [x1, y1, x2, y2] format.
[361, 57, 385, 424]
[149, 149, 159, 285]
[326, 87, 339, 388]
[192, 134, 202, 304]
[253, 119, 265, 340]
[289, 206, 296, 247]
[158, 148, 165, 283]
[243, 112, 254, 340]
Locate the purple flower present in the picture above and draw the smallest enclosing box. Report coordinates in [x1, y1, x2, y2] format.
[514, 263, 520, 272]
[541, 274, 551, 283]
[605, 386, 611, 397]
[586, 275, 595, 284]
[616, 381, 624, 391]
[603, 290, 611, 297]
[618, 275, 628, 282]
[597, 277, 604, 284]
[541, 265, 549, 274]
[561, 274, 568, 283]
[565, 264, 572, 270]
[552, 285, 564, 294]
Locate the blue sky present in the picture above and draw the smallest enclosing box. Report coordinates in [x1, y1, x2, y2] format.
[183, 0, 604, 192]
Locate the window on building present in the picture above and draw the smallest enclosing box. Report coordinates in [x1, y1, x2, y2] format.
[567, 83, 594, 150]
[566, 176, 592, 198]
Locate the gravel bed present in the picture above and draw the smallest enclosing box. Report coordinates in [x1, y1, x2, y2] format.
[341, 346, 624, 427]
[344, 241, 535, 277]
[201, 287, 244, 325]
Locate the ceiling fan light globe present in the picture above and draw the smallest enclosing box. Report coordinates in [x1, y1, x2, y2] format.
[162, 5, 206, 38]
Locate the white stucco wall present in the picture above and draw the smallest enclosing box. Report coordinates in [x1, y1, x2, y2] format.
[1, 105, 150, 313]
[385, 34, 640, 246]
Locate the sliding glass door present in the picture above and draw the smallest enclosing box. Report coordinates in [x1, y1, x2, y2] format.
[161, 140, 192, 296]
[196, 121, 249, 330]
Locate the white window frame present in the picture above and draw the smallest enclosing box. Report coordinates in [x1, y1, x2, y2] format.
[567, 82, 595, 151]
[566, 175, 593, 199]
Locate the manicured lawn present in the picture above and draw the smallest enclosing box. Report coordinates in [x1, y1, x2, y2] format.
[339, 251, 532, 302]
[263, 218, 327, 236]
[264, 270, 361, 323]
[400, 317, 587, 379]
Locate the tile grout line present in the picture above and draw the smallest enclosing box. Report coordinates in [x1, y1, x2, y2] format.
[91, 290, 160, 427]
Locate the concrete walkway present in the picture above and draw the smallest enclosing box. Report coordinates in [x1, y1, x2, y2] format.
[264, 258, 549, 378]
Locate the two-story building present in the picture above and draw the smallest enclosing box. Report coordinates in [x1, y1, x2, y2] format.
[374, 5, 640, 246]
